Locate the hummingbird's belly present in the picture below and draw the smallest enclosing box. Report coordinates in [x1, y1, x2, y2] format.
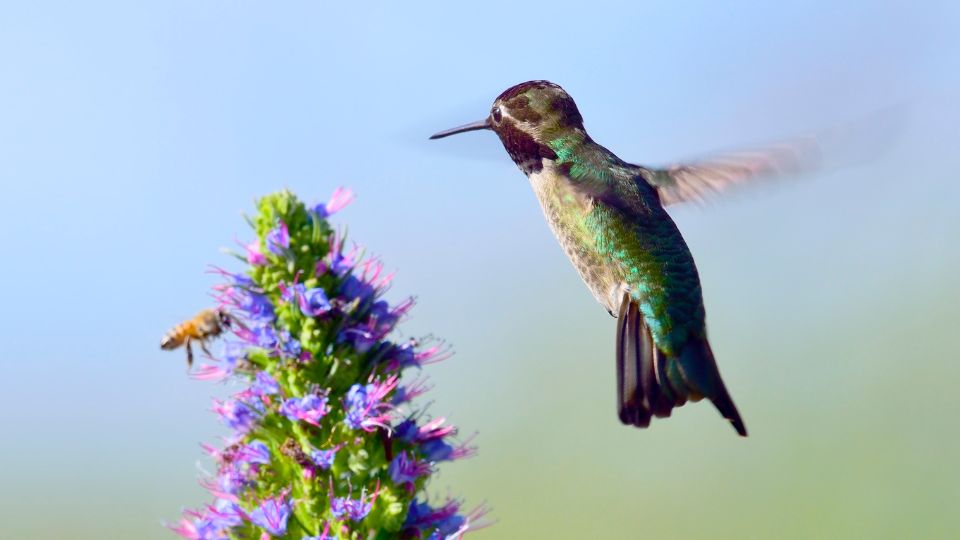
[529, 168, 622, 314]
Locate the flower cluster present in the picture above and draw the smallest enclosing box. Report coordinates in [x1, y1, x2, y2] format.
[170, 189, 484, 539]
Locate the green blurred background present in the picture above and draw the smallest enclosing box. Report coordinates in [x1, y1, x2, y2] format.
[1, 1, 958, 539]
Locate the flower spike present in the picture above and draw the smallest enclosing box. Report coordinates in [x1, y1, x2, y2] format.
[167, 190, 484, 539]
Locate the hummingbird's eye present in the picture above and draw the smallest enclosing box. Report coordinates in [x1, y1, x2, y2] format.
[491, 107, 502, 124]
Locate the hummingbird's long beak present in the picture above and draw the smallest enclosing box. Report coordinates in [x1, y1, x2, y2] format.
[429, 118, 491, 140]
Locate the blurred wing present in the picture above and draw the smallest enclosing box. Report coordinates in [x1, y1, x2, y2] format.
[642, 138, 821, 206]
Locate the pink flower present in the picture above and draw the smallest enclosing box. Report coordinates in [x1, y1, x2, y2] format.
[314, 187, 355, 217]
[245, 240, 267, 265]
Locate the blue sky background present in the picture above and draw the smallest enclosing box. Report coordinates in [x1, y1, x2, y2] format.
[1, 1, 958, 538]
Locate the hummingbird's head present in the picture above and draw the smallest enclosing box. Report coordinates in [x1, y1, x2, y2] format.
[431, 80, 586, 174]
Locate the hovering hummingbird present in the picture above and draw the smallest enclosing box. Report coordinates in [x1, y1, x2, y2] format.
[431, 81, 817, 436]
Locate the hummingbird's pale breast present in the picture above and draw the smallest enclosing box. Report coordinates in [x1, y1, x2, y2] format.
[528, 161, 623, 314]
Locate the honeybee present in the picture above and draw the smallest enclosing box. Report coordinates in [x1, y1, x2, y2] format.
[160, 308, 232, 367]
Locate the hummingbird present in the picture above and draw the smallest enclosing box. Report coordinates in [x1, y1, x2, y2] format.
[431, 81, 815, 436]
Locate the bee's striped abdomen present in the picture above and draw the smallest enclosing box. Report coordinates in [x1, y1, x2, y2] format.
[160, 321, 194, 350]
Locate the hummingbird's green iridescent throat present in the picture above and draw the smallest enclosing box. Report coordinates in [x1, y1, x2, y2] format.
[429, 80, 813, 436]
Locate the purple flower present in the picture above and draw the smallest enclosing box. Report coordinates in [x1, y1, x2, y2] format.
[281, 394, 329, 426]
[404, 499, 472, 538]
[279, 330, 302, 358]
[343, 377, 397, 431]
[311, 448, 337, 470]
[280, 282, 306, 304]
[382, 339, 451, 371]
[421, 439, 455, 461]
[339, 275, 375, 304]
[251, 372, 280, 397]
[170, 516, 227, 540]
[266, 221, 290, 255]
[327, 248, 356, 277]
[329, 497, 346, 518]
[249, 496, 291, 536]
[386, 341, 417, 370]
[420, 439, 474, 463]
[393, 419, 419, 441]
[431, 513, 467, 539]
[215, 467, 247, 496]
[392, 377, 432, 405]
[369, 300, 400, 331]
[389, 451, 431, 485]
[212, 399, 257, 432]
[238, 291, 275, 322]
[299, 287, 331, 317]
[340, 326, 377, 353]
[236, 441, 271, 466]
[343, 384, 371, 429]
[280, 283, 330, 323]
[207, 499, 244, 528]
[368, 299, 390, 317]
[223, 342, 246, 369]
[398, 417, 455, 443]
[330, 494, 373, 522]
[336, 301, 407, 355]
[209, 266, 254, 288]
[394, 417, 475, 462]
[251, 325, 278, 349]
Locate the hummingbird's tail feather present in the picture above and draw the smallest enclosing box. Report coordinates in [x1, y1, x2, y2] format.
[616, 293, 747, 436]
[675, 339, 748, 437]
[616, 295, 674, 427]
[616, 294, 650, 427]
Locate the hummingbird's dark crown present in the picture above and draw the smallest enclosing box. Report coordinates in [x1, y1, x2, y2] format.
[492, 80, 584, 132]
[488, 80, 586, 174]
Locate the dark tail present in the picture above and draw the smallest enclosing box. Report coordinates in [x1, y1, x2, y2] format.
[616, 293, 747, 436]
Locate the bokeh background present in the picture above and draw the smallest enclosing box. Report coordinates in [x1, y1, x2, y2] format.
[2, 1, 958, 539]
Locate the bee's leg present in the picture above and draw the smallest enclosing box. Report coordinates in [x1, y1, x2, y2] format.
[185, 338, 194, 368]
[199, 340, 213, 359]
